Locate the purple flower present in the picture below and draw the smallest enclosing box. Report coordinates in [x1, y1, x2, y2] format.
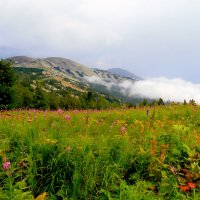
[2, 161, 11, 171]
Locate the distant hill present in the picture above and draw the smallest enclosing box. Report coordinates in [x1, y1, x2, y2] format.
[108, 68, 142, 80]
[7, 56, 143, 104]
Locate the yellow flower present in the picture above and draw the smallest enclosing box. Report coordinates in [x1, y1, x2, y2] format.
[35, 192, 47, 200]
[46, 139, 58, 144]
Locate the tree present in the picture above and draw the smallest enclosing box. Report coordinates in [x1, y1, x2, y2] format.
[183, 99, 187, 105]
[158, 98, 165, 105]
[189, 99, 196, 106]
[0, 59, 15, 109]
[12, 84, 33, 108]
[139, 99, 148, 107]
[33, 83, 48, 109]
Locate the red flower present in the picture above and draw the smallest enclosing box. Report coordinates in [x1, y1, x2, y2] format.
[179, 185, 190, 192]
[188, 182, 196, 189]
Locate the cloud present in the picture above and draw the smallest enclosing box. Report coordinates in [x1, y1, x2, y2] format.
[1, 0, 200, 82]
[121, 78, 200, 103]
[86, 76, 115, 90]
[86, 76, 200, 104]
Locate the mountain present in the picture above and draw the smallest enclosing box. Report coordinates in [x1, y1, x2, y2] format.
[7, 56, 142, 104]
[10, 56, 95, 80]
[108, 68, 142, 80]
[10, 56, 138, 82]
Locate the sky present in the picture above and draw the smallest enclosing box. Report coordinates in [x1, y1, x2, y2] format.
[1, 0, 200, 83]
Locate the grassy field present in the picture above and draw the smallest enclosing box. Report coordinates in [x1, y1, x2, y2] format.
[0, 105, 200, 199]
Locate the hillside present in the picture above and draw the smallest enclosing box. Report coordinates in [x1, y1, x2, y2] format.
[10, 56, 138, 83]
[7, 56, 142, 105]
[10, 56, 95, 81]
[2, 56, 146, 109]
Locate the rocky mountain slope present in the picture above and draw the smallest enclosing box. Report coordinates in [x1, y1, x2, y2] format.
[8, 56, 141, 103]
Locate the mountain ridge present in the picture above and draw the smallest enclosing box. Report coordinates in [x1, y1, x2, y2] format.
[108, 68, 142, 80]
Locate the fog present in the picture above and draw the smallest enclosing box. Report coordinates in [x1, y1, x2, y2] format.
[87, 76, 200, 104]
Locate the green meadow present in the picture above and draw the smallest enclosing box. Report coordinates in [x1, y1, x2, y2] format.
[0, 105, 200, 199]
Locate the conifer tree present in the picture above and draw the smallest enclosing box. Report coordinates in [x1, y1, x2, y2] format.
[0, 59, 15, 109]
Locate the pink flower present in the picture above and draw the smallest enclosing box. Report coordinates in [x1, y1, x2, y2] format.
[65, 114, 71, 121]
[57, 108, 63, 114]
[2, 161, 11, 171]
[121, 126, 127, 135]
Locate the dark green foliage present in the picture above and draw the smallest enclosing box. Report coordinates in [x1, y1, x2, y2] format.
[14, 67, 44, 80]
[0, 85, 13, 109]
[0, 59, 15, 86]
[158, 98, 165, 105]
[12, 84, 33, 108]
[139, 99, 149, 107]
[32, 144, 74, 196]
[2, 66, 123, 110]
[0, 59, 15, 109]
[33, 83, 48, 109]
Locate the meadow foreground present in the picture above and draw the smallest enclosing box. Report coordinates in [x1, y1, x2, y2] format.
[0, 105, 200, 199]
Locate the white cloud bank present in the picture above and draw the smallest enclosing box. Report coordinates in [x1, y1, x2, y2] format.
[87, 76, 200, 104]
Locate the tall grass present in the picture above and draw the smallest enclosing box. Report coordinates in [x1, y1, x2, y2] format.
[0, 105, 200, 199]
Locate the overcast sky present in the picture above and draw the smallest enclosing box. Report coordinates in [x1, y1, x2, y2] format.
[1, 0, 200, 82]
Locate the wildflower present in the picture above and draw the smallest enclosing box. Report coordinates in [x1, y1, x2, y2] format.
[35, 192, 47, 200]
[57, 108, 63, 114]
[65, 114, 71, 121]
[2, 161, 11, 171]
[46, 139, 58, 144]
[121, 126, 127, 135]
[179, 185, 190, 192]
[150, 139, 157, 155]
[27, 117, 32, 123]
[65, 146, 72, 153]
[17, 161, 24, 167]
[188, 182, 196, 189]
[116, 120, 126, 126]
